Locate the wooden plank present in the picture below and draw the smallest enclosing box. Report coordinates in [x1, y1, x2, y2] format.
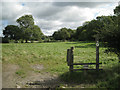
[69, 47, 74, 72]
[72, 69, 103, 71]
[67, 49, 71, 66]
[83, 65, 88, 69]
[96, 39, 99, 70]
[72, 63, 102, 65]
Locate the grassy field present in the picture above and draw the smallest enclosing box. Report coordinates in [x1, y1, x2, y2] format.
[2, 42, 119, 88]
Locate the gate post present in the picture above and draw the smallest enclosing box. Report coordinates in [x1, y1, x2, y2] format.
[67, 49, 70, 66]
[96, 38, 99, 70]
[69, 47, 74, 72]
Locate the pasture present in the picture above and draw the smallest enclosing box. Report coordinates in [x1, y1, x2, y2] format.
[2, 42, 119, 88]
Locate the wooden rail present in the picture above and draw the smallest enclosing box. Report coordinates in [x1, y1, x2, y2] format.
[72, 63, 102, 65]
[72, 69, 103, 71]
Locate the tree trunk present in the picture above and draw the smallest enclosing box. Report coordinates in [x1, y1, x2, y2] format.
[14, 40, 18, 43]
[21, 40, 23, 43]
[25, 40, 28, 43]
[31, 40, 33, 43]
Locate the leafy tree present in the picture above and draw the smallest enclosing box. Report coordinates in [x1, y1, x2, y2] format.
[76, 8, 120, 61]
[76, 20, 97, 41]
[114, 4, 120, 33]
[3, 25, 22, 42]
[16, 15, 44, 43]
[114, 5, 120, 16]
[76, 16, 117, 41]
[16, 15, 35, 43]
[76, 26, 83, 40]
[52, 28, 71, 41]
[60, 28, 70, 41]
[99, 5, 120, 62]
[67, 29, 76, 40]
[31, 25, 44, 41]
[16, 15, 34, 28]
[52, 31, 60, 40]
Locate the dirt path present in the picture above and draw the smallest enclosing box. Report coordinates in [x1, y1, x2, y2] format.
[2, 64, 19, 88]
[0, 62, 2, 89]
[2, 64, 62, 88]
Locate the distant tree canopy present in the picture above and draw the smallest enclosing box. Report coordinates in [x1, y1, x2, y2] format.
[114, 4, 120, 16]
[52, 27, 75, 41]
[32, 25, 44, 40]
[75, 15, 118, 41]
[75, 19, 104, 41]
[76, 21, 93, 41]
[16, 15, 43, 43]
[3, 25, 22, 41]
[3, 15, 44, 43]
[99, 5, 120, 60]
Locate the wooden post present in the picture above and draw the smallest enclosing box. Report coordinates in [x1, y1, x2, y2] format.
[69, 47, 74, 72]
[67, 49, 70, 66]
[96, 38, 99, 70]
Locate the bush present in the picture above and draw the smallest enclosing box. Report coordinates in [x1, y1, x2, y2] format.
[38, 38, 43, 43]
[2, 37, 9, 43]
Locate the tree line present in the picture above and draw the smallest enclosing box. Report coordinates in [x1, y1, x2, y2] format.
[3, 15, 44, 43]
[2, 4, 119, 44]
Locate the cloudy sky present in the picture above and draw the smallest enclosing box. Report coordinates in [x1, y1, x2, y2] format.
[0, 0, 119, 36]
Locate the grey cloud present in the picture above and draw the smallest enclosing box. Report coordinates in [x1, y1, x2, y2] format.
[41, 21, 82, 35]
[52, 2, 113, 8]
[1, 1, 117, 36]
[44, 6, 88, 23]
[2, 2, 22, 21]
[1, 2, 33, 21]
[25, 2, 65, 19]
[2, 2, 17, 20]
[58, 12, 86, 23]
[36, 19, 62, 30]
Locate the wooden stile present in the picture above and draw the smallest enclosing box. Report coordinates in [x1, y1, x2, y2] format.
[66, 40, 102, 72]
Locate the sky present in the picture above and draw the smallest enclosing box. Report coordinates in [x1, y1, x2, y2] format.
[0, 0, 119, 36]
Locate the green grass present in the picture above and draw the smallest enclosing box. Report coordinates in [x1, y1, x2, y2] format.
[2, 41, 119, 88]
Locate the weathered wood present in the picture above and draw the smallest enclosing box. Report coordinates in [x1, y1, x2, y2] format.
[67, 49, 71, 66]
[72, 69, 103, 71]
[83, 65, 88, 69]
[96, 39, 99, 70]
[69, 47, 74, 72]
[72, 63, 102, 65]
[67, 43, 102, 72]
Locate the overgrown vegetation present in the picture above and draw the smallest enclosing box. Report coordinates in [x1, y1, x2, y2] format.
[52, 28, 76, 41]
[60, 64, 120, 88]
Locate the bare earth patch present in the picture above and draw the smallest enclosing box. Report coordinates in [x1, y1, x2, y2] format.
[2, 64, 62, 88]
[2, 64, 19, 88]
[31, 64, 44, 70]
